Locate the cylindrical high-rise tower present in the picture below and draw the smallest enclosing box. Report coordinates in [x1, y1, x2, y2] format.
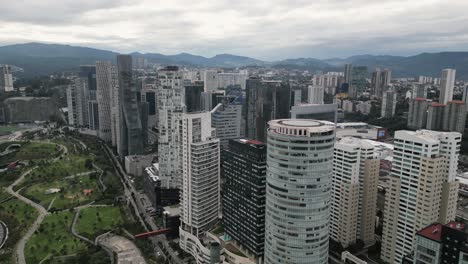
[264, 119, 335, 264]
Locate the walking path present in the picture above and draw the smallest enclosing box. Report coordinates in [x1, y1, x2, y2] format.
[5, 168, 48, 264]
[2, 140, 69, 264]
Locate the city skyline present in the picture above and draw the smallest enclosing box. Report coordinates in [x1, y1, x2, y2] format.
[1, 0, 468, 60]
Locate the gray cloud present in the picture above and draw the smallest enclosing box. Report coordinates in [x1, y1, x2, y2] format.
[0, 0, 467, 59]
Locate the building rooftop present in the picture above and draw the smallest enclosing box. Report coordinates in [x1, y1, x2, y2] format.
[417, 223, 442, 242]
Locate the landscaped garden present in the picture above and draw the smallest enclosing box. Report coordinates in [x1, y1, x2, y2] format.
[24, 211, 87, 264]
[22, 173, 101, 210]
[0, 197, 39, 263]
[75, 206, 124, 240]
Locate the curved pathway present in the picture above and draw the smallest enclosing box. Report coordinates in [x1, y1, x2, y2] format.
[5, 168, 48, 264]
[3, 141, 68, 264]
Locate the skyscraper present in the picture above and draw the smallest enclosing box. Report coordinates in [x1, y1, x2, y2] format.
[439, 69, 456, 104]
[184, 83, 204, 112]
[308, 85, 324, 104]
[371, 68, 391, 98]
[331, 137, 379, 248]
[96, 61, 116, 142]
[407, 98, 431, 130]
[381, 130, 460, 263]
[116, 55, 144, 158]
[443, 100, 466, 133]
[344, 63, 353, 84]
[381, 89, 397, 118]
[426, 102, 445, 131]
[222, 139, 266, 262]
[79, 65, 99, 130]
[178, 112, 221, 262]
[264, 119, 335, 264]
[210, 94, 243, 146]
[0, 65, 14, 92]
[351, 66, 367, 94]
[157, 66, 186, 189]
[244, 78, 291, 142]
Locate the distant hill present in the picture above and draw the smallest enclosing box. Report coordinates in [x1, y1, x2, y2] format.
[1, 42, 468, 79]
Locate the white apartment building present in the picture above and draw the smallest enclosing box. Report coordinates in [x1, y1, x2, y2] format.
[179, 111, 221, 263]
[331, 137, 379, 248]
[439, 69, 456, 104]
[157, 66, 186, 189]
[381, 130, 461, 263]
[308, 85, 325, 104]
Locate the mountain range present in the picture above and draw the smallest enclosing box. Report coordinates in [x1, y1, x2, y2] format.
[1, 42, 468, 79]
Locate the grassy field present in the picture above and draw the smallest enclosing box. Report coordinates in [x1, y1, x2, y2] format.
[15, 154, 91, 191]
[75, 206, 124, 240]
[0, 197, 39, 263]
[0, 141, 60, 165]
[24, 211, 87, 264]
[23, 174, 100, 210]
[0, 125, 26, 136]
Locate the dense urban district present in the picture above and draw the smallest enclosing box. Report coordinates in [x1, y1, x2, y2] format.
[0, 45, 468, 264]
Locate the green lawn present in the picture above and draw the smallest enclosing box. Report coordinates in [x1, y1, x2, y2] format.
[25, 211, 87, 264]
[15, 154, 91, 191]
[75, 206, 124, 240]
[0, 197, 39, 263]
[0, 141, 61, 165]
[0, 125, 24, 135]
[23, 174, 100, 211]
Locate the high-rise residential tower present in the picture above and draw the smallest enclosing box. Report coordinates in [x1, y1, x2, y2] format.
[407, 98, 431, 130]
[157, 66, 186, 189]
[439, 69, 456, 104]
[308, 85, 325, 104]
[443, 100, 466, 133]
[331, 137, 379, 248]
[223, 139, 266, 262]
[116, 55, 144, 158]
[381, 130, 461, 263]
[178, 112, 221, 263]
[371, 68, 391, 98]
[381, 89, 397, 118]
[0, 65, 14, 92]
[344, 63, 353, 84]
[264, 119, 335, 264]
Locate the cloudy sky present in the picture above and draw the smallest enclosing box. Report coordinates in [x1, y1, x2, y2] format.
[0, 0, 467, 60]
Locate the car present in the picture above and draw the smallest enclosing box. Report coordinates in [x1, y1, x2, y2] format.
[157, 252, 161, 257]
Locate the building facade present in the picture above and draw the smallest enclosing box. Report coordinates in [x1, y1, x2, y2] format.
[371, 68, 391, 98]
[117, 55, 144, 158]
[157, 66, 186, 189]
[439, 69, 456, 104]
[407, 98, 431, 130]
[210, 94, 242, 146]
[0, 65, 14, 92]
[381, 130, 461, 263]
[381, 90, 397, 117]
[331, 137, 379, 248]
[244, 78, 291, 142]
[96, 61, 116, 142]
[178, 112, 221, 263]
[264, 119, 335, 264]
[222, 139, 266, 261]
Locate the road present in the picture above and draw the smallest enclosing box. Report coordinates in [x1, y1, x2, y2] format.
[6, 168, 49, 264]
[102, 144, 182, 263]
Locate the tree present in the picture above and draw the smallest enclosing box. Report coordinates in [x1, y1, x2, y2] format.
[85, 159, 93, 170]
